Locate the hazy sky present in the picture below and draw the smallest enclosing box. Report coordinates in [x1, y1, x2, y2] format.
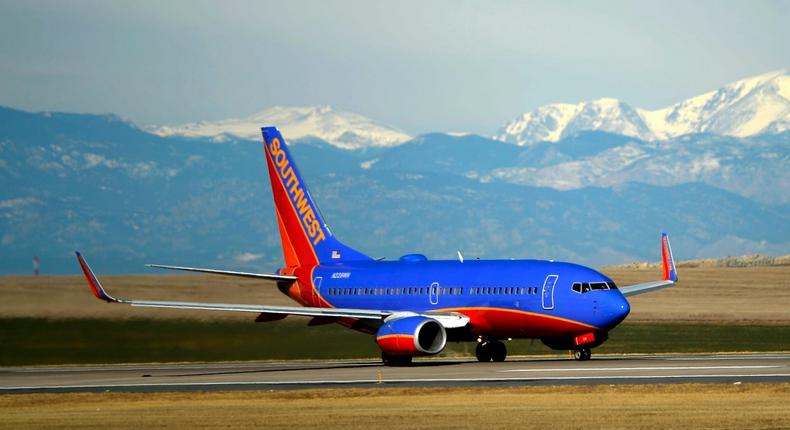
[0, 0, 788, 134]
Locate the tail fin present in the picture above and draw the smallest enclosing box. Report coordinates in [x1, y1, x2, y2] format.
[261, 127, 372, 267]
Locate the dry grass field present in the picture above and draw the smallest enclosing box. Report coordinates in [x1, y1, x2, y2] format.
[0, 265, 788, 324]
[604, 266, 790, 324]
[2, 384, 789, 429]
[0, 274, 281, 321]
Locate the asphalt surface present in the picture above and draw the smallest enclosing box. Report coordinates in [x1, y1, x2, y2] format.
[2, 353, 789, 393]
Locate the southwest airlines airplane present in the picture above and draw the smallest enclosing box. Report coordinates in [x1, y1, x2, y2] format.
[77, 126, 678, 365]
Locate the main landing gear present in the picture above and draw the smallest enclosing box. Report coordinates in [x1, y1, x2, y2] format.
[476, 340, 507, 362]
[573, 347, 592, 361]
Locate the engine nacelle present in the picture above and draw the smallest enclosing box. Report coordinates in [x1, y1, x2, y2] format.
[376, 315, 447, 356]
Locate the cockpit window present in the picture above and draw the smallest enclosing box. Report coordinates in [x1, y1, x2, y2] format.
[573, 281, 616, 293]
[572, 282, 592, 293]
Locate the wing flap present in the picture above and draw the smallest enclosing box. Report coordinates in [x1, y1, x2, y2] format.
[128, 300, 387, 319]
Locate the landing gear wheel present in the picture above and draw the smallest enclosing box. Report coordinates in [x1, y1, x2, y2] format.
[491, 340, 507, 362]
[476, 340, 507, 362]
[475, 341, 492, 362]
[382, 352, 413, 366]
[573, 347, 592, 361]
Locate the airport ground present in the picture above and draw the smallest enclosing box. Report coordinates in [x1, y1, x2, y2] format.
[2, 265, 789, 323]
[2, 384, 789, 429]
[0, 265, 788, 428]
[0, 265, 788, 365]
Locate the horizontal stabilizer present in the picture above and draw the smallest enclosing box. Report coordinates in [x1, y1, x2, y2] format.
[145, 264, 297, 282]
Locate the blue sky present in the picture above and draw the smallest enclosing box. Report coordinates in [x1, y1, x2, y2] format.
[0, 0, 788, 134]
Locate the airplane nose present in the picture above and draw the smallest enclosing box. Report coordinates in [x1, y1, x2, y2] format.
[602, 292, 630, 328]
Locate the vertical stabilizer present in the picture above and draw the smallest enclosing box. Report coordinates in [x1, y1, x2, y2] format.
[261, 127, 372, 267]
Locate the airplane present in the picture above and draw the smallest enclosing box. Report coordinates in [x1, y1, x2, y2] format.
[76, 126, 678, 366]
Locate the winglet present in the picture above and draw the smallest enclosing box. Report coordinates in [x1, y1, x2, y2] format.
[75, 252, 118, 303]
[660, 233, 678, 282]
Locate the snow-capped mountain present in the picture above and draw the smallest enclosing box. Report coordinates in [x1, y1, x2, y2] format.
[484, 132, 790, 204]
[2, 106, 788, 273]
[150, 105, 411, 150]
[497, 70, 790, 145]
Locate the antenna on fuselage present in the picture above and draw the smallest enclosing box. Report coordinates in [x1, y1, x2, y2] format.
[457, 250, 464, 263]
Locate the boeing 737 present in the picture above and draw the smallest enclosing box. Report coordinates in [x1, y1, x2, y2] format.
[77, 126, 678, 365]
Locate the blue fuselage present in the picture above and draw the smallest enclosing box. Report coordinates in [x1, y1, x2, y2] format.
[293, 258, 631, 340]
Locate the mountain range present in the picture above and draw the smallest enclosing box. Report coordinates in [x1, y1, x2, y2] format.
[150, 105, 411, 150]
[496, 70, 789, 145]
[1, 70, 788, 274]
[151, 70, 789, 149]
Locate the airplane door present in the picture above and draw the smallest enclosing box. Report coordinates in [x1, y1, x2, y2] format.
[429, 282, 439, 305]
[312, 276, 323, 305]
[541, 275, 558, 310]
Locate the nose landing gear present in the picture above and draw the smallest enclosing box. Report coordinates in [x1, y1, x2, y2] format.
[573, 347, 592, 361]
[475, 339, 507, 362]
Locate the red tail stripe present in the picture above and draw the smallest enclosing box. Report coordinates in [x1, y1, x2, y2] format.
[263, 142, 319, 267]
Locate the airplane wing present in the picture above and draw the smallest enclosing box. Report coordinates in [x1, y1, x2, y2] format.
[145, 263, 297, 282]
[619, 233, 678, 297]
[76, 253, 469, 327]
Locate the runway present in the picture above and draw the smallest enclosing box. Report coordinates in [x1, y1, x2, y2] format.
[2, 353, 789, 393]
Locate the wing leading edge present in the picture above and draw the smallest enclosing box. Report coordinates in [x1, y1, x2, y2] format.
[619, 233, 678, 297]
[75, 253, 469, 327]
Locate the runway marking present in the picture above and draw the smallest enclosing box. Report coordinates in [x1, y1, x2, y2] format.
[666, 355, 790, 361]
[3, 373, 790, 392]
[3, 354, 787, 373]
[502, 365, 779, 373]
[3, 362, 381, 373]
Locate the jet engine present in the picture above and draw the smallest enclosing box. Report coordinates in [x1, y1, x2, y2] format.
[376, 315, 446, 356]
